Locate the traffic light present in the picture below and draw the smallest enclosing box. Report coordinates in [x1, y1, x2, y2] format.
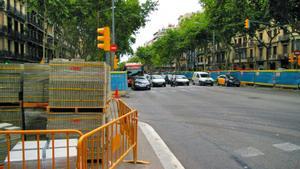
[288, 53, 295, 63]
[113, 56, 119, 70]
[97, 27, 111, 51]
[244, 18, 250, 29]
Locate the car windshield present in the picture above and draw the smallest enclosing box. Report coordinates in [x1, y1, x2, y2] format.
[226, 75, 235, 79]
[136, 77, 146, 80]
[200, 74, 209, 77]
[152, 75, 163, 79]
[176, 75, 187, 79]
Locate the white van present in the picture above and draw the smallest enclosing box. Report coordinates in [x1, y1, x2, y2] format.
[192, 72, 214, 86]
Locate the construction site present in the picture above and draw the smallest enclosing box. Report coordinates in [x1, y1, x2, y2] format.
[0, 60, 136, 169]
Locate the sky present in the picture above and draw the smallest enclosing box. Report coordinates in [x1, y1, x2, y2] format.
[121, 0, 202, 62]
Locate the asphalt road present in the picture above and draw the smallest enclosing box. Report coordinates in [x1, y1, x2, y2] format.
[124, 85, 300, 169]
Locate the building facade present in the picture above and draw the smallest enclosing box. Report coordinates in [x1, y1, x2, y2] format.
[193, 27, 300, 71]
[0, 0, 54, 63]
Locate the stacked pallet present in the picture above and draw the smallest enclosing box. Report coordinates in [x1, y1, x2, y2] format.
[0, 64, 23, 134]
[23, 64, 49, 103]
[0, 64, 23, 103]
[49, 61, 109, 108]
[0, 107, 22, 127]
[47, 61, 110, 137]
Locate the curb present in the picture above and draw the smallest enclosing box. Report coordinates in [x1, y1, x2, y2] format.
[139, 122, 185, 169]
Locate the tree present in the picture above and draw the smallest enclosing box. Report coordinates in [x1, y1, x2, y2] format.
[27, 0, 158, 60]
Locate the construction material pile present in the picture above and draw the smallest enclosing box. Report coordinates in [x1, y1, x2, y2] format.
[0, 64, 23, 103]
[49, 61, 110, 108]
[23, 64, 49, 103]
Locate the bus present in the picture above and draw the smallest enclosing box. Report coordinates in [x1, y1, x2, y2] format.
[124, 63, 144, 86]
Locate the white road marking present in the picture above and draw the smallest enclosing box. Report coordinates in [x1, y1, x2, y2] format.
[234, 147, 264, 157]
[273, 142, 300, 152]
[139, 122, 185, 169]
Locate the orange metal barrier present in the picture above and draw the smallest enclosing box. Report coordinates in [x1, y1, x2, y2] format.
[77, 99, 139, 169]
[0, 99, 145, 169]
[0, 129, 83, 169]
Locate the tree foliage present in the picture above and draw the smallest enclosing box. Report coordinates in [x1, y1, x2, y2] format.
[28, 0, 158, 60]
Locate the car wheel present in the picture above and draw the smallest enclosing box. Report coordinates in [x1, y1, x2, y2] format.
[163, 84, 166, 87]
[187, 82, 190, 86]
[199, 81, 202, 86]
[236, 84, 240, 87]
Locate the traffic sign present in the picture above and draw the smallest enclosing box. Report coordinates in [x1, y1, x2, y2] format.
[110, 44, 118, 52]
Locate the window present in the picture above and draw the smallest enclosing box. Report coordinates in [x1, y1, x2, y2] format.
[14, 42, 19, 55]
[283, 45, 288, 56]
[21, 44, 24, 56]
[14, 20, 18, 32]
[273, 46, 277, 57]
[7, 16, 12, 32]
[259, 47, 263, 60]
[259, 33, 263, 40]
[8, 40, 11, 52]
[238, 38, 242, 45]
[250, 49, 253, 58]
[267, 47, 271, 58]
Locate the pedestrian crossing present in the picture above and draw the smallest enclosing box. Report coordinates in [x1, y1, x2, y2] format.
[234, 142, 300, 158]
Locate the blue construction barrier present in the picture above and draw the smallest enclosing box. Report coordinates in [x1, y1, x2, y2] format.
[229, 71, 241, 80]
[275, 71, 300, 88]
[209, 72, 219, 80]
[208, 70, 300, 88]
[111, 71, 128, 91]
[240, 71, 256, 84]
[255, 71, 275, 86]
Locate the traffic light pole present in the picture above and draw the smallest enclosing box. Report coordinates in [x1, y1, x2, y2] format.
[111, 0, 116, 69]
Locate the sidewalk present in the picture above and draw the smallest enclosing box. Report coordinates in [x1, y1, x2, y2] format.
[118, 123, 164, 169]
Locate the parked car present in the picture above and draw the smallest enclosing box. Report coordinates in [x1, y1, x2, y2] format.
[216, 75, 240, 87]
[150, 75, 166, 87]
[170, 75, 190, 86]
[131, 76, 151, 90]
[192, 72, 214, 86]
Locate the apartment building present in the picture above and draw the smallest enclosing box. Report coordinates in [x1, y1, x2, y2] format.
[230, 27, 300, 70]
[194, 27, 300, 71]
[0, 0, 54, 63]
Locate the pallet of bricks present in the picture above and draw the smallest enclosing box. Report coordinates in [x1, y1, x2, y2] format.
[47, 60, 111, 137]
[0, 64, 23, 166]
[23, 64, 49, 133]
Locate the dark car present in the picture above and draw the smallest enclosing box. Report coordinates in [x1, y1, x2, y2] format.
[217, 75, 240, 87]
[131, 76, 151, 90]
